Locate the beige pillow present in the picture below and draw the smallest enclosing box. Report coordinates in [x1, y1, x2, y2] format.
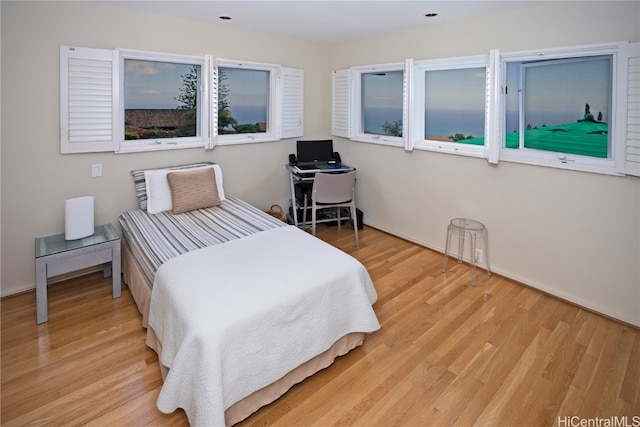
[167, 167, 221, 214]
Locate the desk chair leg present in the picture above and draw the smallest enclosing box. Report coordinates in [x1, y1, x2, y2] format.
[302, 197, 308, 229]
[351, 204, 359, 248]
[311, 206, 317, 236]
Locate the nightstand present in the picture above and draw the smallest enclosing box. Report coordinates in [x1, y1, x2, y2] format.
[35, 224, 121, 324]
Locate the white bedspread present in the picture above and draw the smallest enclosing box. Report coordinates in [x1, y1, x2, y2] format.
[149, 226, 380, 426]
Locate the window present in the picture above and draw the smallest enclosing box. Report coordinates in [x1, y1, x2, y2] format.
[425, 68, 486, 143]
[504, 55, 612, 159]
[216, 63, 274, 143]
[60, 46, 303, 153]
[215, 60, 303, 145]
[361, 70, 404, 137]
[332, 61, 412, 148]
[332, 42, 638, 175]
[119, 51, 212, 152]
[122, 56, 206, 148]
[412, 55, 490, 157]
[498, 42, 633, 174]
[218, 67, 269, 135]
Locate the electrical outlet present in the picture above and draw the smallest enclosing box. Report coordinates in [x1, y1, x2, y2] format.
[91, 163, 102, 177]
[475, 248, 483, 263]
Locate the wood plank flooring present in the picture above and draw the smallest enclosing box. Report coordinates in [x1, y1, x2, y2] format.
[2, 225, 639, 426]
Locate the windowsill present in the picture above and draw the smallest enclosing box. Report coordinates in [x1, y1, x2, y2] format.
[216, 135, 280, 145]
[116, 140, 205, 154]
[499, 151, 623, 176]
[413, 140, 485, 157]
[350, 135, 403, 147]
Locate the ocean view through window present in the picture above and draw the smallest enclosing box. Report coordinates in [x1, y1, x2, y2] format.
[424, 67, 486, 144]
[362, 71, 403, 136]
[218, 67, 269, 134]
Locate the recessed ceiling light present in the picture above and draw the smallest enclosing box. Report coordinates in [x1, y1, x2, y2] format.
[425, 13, 438, 18]
[219, 16, 231, 20]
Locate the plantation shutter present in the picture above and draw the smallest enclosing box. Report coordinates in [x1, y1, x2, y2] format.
[280, 67, 304, 139]
[402, 58, 414, 151]
[623, 42, 640, 176]
[332, 69, 352, 138]
[60, 46, 118, 153]
[485, 49, 501, 164]
[206, 55, 218, 150]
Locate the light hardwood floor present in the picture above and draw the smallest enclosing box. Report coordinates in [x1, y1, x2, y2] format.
[2, 225, 639, 426]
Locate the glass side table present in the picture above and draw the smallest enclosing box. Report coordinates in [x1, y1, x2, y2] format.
[35, 224, 121, 324]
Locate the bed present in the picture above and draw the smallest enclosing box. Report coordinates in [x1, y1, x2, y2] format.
[118, 162, 381, 426]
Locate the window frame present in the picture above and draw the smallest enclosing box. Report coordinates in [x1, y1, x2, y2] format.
[61, 46, 303, 154]
[117, 49, 212, 154]
[348, 62, 409, 148]
[412, 54, 490, 158]
[498, 42, 625, 175]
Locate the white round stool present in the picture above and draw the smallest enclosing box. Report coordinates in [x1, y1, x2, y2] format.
[441, 218, 491, 286]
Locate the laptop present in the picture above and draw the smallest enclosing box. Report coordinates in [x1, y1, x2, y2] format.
[296, 140, 334, 169]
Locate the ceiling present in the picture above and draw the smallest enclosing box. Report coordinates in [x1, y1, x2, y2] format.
[99, 0, 545, 43]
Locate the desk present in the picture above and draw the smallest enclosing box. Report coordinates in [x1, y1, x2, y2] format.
[286, 163, 356, 227]
[35, 224, 121, 324]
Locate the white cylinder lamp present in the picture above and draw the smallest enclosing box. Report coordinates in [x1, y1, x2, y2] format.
[65, 196, 95, 240]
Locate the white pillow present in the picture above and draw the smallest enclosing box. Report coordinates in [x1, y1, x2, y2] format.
[144, 164, 225, 214]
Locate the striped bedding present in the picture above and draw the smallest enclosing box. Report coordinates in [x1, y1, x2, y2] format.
[119, 195, 286, 286]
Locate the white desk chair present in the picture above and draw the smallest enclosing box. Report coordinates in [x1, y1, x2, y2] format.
[303, 171, 359, 248]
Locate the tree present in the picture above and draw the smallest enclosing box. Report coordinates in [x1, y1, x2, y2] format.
[450, 133, 467, 142]
[581, 102, 595, 122]
[382, 120, 402, 137]
[176, 65, 198, 110]
[235, 123, 263, 133]
[174, 65, 198, 137]
[217, 68, 238, 133]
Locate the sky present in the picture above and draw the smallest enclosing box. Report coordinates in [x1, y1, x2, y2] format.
[505, 57, 611, 131]
[124, 60, 270, 124]
[123, 56, 611, 135]
[220, 67, 269, 109]
[124, 59, 192, 109]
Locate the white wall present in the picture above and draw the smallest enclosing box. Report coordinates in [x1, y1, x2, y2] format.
[329, 1, 640, 326]
[0, 1, 330, 296]
[2, 1, 638, 327]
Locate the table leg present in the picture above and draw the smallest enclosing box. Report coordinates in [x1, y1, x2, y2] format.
[484, 228, 492, 276]
[35, 259, 47, 324]
[442, 224, 452, 272]
[469, 231, 478, 287]
[457, 229, 465, 264]
[112, 243, 121, 299]
[103, 263, 112, 278]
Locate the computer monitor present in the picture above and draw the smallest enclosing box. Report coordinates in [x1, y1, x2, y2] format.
[296, 140, 334, 164]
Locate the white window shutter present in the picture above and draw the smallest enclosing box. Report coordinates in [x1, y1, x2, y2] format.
[332, 69, 351, 138]
[280, 67, 304, 139]
[206, 55, 218, 150]
[60, 46, 118, 153]
[623, 42, 640, 176]
[485, 49, 501, 164]
[403, 58, 414, 151]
